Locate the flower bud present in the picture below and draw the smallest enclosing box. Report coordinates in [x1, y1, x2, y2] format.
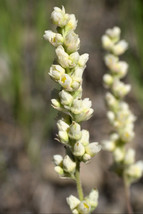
[51, 99, 62, 111]
[112, 40, 128, 55]
[103, 74, 113, 87]
[105, 92, 118, 109]
[49, 65, 65, 80]
[83, 154, 91, 162]
[86, 189, 99, 208]
[113, 147, 125, 162]
[78, 54, 89, 68]
[125, 161, 143, 182]
[66, 195, 80, 210]
[43, 30, 63, 47]
[69, 52, 80, 68]
[85, 142, 101, 157]
[51, 6, 69, 27]
[63, 155, 76, 173]
[68, 122, 81, 140]
[104, 54, 118, 70]
[73, 142, 85, 157]
[107, 111, 115, 123]
[77, 201, 91, 214]
[65, 14, 78, 31]
[58, 130, 69, 144]
[54, 166, 64, 176]
[78, 130, 89, 146]
[57, 119, 69, 131]
[59, 74, 73, 91]
[59, 90, 73, 106]
[106, 26, 121, 42]
[101, 35, 113, 50]
[53, 154, 63, 166]
[124, 149, 135, 165]
[102, 140, 115, 151]
[56, 45, 70, 68]
[64, 31, 80, 53]
[112, 80, 131, 98]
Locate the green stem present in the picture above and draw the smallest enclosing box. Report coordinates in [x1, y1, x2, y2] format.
[123, 177, 133, 214]
[75, 160, 84, 201]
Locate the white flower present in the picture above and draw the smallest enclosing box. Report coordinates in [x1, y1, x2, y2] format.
[124, 149, 135, 165]
[105, 92, 118, 109]
[72, 66, 84, 82]
[107, 111, 115, 123]
[51, 99, 63, 111]
[73, 142, 85, 157]
[101, 35, 113, 50]
[51, 6, 69, 27]
[112, 40, 128, 55]
[77, 130, 89, 146]
[113, 147, 125, 162]
[56, 45, 70, 68]
[78, 54, 89, 68]
[106, 26, 121, 41]
[43, 30, 64, 47]
[58, 130, 69, 144]
[125, 161, 143, 182]
[112, 80, 131, 98]
[71, 98, 94, 122]
[68, 122, 81, 140]
[57, 119, 69, 131]
[86, 189, 99, 208]
[103, 74, 113, 87]
[77, 201, 91, 214]
[104, 54, 118, 69]
[66, 195, 80, 210]
[59, 73, 73, 91]
[59, 90, 73, 106]
[64, 31, 80, 53]
[83, 154, 91, 162]
[85, 142, 101, 157]
[54, 166, 64, 175]
[102, 140, 115, 151]
[49, 65, 65, 80]
[65, 14, 78, 31]
[63, 155, 76, 173]
[53, 154, 63, 166]
[69, 52, 80, 68]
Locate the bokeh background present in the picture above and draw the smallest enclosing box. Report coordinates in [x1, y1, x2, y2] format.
[0, 0, 143, 213]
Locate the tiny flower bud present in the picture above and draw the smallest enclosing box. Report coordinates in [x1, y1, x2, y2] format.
[49, 65, 65, 80]
[112, 40, 128, 55]
[113, 148, 125, 162]
[58, 130, 69, 144]
[53, 154, 63, 166]
[103, 74, 113, 87]
[78, 130, 89, 146]
[66, 195, 80, 210]
[54, 166, 64, 175]
[57, 119, 69, 131]
[51, 99, 62, 110]
[59, 90, 73, 106]
[51, 6, 69, 27]
[56, 45, 70, 68]
[106, 26, 121, 42]
[86, 189, 99, 208]
[124, 149, 135, 165]
[78, 54, 89, 67]
[73, 142, 85, 157]
[107, 111, 115, 123]
[68, 122, 81, 140]
[43, 30, 63, 47]
[101, 35, 113, 50]
[59, 73, 73, 91]
[83, 153, 91, 162]
[78, 201, 91, 214]
[64, 31, 80, 53]
[102, 140, 115, 151]
[65, 14, 78, 31]
[85, 142, 101, 157]
[63, 155, 76, 173]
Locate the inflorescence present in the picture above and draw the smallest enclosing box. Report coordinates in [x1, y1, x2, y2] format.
[102, 26, 143, 185]
[44, 6, 101, 214]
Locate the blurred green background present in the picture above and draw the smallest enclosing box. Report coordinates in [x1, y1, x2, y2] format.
[0, 0, 143, 213]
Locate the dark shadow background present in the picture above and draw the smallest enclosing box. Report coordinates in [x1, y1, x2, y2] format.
[0, 0, 143, 213]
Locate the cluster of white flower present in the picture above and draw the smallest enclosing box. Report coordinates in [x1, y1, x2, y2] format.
[66, 189, 98, 214]
[102, 26, 143, 184]
[44, 6, 101, 213]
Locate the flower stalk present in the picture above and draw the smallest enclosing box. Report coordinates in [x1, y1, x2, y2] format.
[44, 6, 101, 214]
[102, 26, 143, 213]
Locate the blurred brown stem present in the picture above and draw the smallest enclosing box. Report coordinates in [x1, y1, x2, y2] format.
[123, 178, 133, 214]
